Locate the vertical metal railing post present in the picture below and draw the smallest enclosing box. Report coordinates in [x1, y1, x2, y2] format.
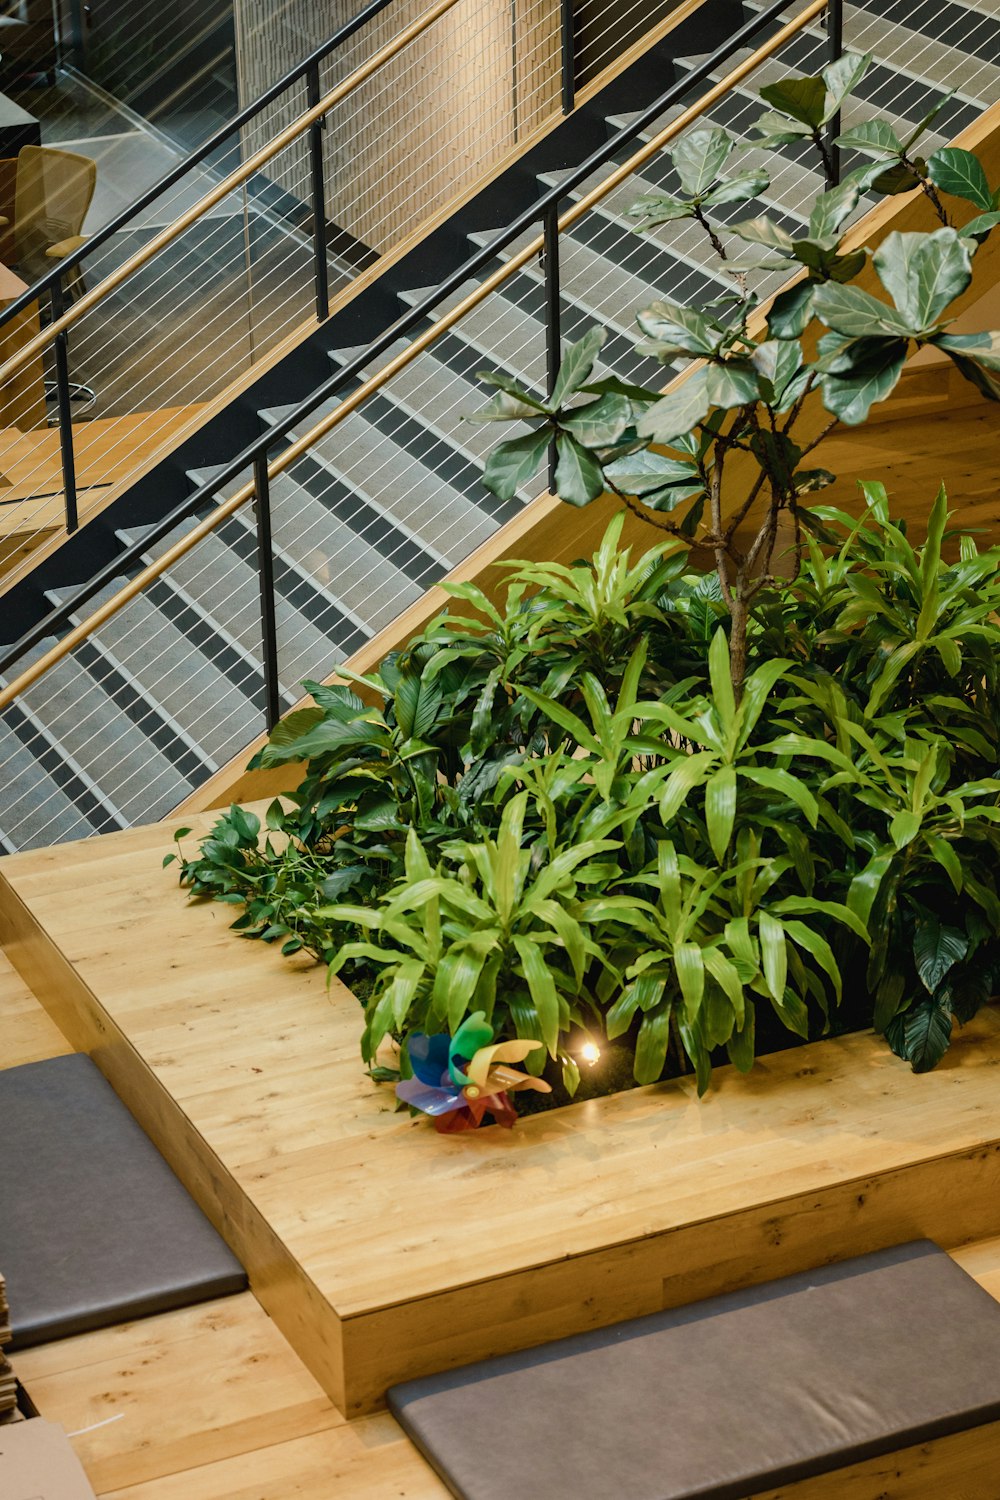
[542, 202, 562, 492]
[560, 0, 575, 114]
[306, 60, 331, 323]
[826, 0, 843, 186]
[253, 451, 282, 731]
[48, 273, 79, 534]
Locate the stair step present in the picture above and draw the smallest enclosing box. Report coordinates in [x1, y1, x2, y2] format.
[188, 465, 421, 638]
[261, 403, 485, 571]
[747, 0, 1000, 108]
[14, 634, 192, 826]
[50, 579, 258, 772]
[119, 522, 332, 705]
[0, 717, 101, 853]
[327, 341, 547, 513]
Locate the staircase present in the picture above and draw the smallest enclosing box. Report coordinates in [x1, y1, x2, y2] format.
[0, 0, 998, 853]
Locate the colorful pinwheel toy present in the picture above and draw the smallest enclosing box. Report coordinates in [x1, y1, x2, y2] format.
[395, 1012, 551, 1132]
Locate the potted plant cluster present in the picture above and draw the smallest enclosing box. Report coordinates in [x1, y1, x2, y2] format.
[172, 56, 1000, 1121]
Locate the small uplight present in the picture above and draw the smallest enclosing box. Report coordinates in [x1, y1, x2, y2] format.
[580, 1042, 602, 1066]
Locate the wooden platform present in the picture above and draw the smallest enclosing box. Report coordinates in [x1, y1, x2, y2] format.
[4, 815, 1000, 1428]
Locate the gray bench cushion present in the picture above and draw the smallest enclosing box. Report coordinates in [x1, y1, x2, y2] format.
[0, 1055, 246, 1349]
[388, 1242, 1000, 1500]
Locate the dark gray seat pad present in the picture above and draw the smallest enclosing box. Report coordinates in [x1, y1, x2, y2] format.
[389, 1242, 1000, 1500]
[0, 1055, 246, 1349]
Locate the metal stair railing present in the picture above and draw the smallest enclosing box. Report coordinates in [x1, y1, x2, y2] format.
[1, 0, 996, 850]
[0, 0, 605, 583]
[0, 0, 829, 716]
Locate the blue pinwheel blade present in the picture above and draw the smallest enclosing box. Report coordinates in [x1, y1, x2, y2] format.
[396, 1078, 466, 1116]
[406, 1032, 451, 1087]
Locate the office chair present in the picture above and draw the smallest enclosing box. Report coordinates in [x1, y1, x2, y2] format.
[0, 144, 96, 413]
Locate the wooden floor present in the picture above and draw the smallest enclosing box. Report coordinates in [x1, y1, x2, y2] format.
[0, 941, 448, 1499]
[5, 814, 1000, 1425]
[4, 965, 1000, 1500]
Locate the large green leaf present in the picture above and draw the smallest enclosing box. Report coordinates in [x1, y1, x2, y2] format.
[887, 997, 953, 1072]
[820, 339, 907, 425]
[635, 301, 723, 356]
[483, 427, 551, 501]
[394, 671, 442, 741]
[758, 910, 788, 1004]
[705, 766, 737, 863]
[933, 331, 1000, 401]
[560, 392, 631, 447]
[670, 126, 733, 195]
[821, 51, 872, 117]
[767, 282, 816, 340]
[466, 388, 548, 423]
[835, 119, 902, 158]
[813, 282, 913, 338]
[705, 359, 759, 409]
[808, 181, 861, 242]
[634, 1000, 672, 1085]
[554, 432, 607, 505]
[551, 326, 606, 409]
[511, 935, 560, 1054]
[873, 229, 972, 331]
[927, 147, 994, 211]
[637, 369, 711, 444]
[759, 75, 827, 128]
[913, 916, 968, 996]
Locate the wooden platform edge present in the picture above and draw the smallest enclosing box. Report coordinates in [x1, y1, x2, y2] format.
[0, 867, 351, 1415]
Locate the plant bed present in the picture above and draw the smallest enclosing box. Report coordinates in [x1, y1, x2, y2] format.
[172, 53, 1000, 1129]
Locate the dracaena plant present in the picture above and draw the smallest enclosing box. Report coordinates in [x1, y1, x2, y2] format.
[468, 52, 1000, 700]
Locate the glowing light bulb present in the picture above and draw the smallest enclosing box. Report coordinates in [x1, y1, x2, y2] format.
[581, 1042, 601, 1066]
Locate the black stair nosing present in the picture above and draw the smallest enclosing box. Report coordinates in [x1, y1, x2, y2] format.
[0, 826, 18, 855]
[324, 357, 529, 528]
[217, 512, 374, 661]
[70, 635, 215, 786]
[849, 0, 1000, 70]
[0, 698, 122, 838]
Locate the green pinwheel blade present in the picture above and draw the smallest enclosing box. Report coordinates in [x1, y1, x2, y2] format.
[448, 1010, 494, 1086]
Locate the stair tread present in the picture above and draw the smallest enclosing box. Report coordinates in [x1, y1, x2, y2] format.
[187, 467, 422, 635]
[260, 403, 484, 570]
[54, 579, 259, 770]
[0, 719, 101, 852]
[119, 521, 342, 701]
[13, 636, 191, 825]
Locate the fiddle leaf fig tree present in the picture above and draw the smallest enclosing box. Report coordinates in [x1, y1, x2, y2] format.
[468, 53, 1000, 698]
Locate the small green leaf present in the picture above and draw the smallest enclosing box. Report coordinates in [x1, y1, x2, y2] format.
[927, 147, 994, 211]
[637, 369, 710, 443]
[670, 126, 733, 195]
[554, 432, 606, 505]
[913, 917, 968, 996]
[759, 75, 827, 128]
[482, 427, 551, 501]
[551, 326, 606, 409]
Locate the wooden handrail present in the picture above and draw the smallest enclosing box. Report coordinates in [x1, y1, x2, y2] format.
[0, 0, 464, 392]
[0, 0, 828, 714]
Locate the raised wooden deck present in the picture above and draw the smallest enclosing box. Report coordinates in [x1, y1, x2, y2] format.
[4, 813, 1000, 1432]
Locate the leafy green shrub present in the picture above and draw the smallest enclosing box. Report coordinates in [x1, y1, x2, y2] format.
[173, 55, 1000, 1107]
[175, 493, 1000, 1094]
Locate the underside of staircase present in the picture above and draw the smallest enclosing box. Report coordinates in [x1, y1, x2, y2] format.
[0, 0, 998, 852]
